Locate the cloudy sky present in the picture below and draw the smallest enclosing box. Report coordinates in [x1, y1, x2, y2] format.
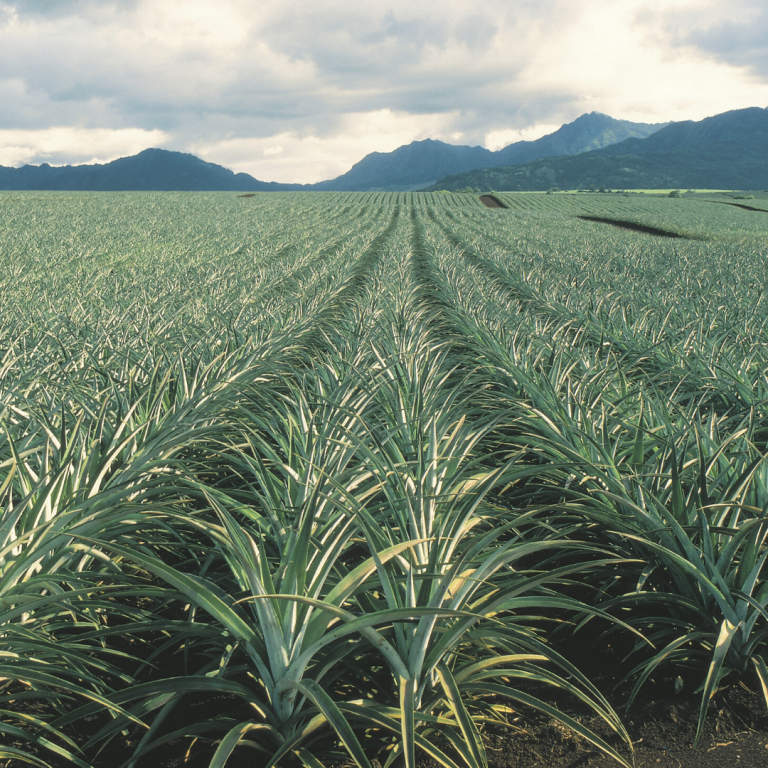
[0, 0, 767, 183]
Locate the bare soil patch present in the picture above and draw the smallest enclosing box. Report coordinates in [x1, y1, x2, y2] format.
[460, 683, 768, 768]
[710, 201, 768, 213]
[480, 195, 507, 209]
[576, 216, 685, 239]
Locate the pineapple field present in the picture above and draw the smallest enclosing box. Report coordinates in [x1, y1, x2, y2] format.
[2, 190, 768, 767]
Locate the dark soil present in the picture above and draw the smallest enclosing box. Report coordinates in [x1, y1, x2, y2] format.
[464, 682, 768, 768]
[407, 621, 768, 768]
[6, 678, 767, 768]
[5, 623, 767, 768]
[708, 201, 768, 214]
[576, 216, 686, 239]
[320, 681, 768, 768]
[479, 195, 507, 209]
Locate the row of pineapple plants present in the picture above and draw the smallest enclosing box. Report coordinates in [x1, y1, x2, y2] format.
[1, 193, 767, 767]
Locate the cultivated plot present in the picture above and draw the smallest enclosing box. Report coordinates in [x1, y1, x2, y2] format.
[1, 191, 767, 768]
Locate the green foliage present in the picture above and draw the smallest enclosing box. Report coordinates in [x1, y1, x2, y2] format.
[1, 190, 767, 766]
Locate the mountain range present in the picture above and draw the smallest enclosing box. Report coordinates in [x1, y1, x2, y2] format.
[312, 112, 665, 191]
[0, 148, 305, 192]
[0, 108, 765, 192]
[428, 107, 768, 192]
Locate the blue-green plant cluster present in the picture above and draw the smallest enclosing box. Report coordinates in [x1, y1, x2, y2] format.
[1, 191, 767, 767]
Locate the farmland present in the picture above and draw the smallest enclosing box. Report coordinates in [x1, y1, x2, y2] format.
[2, 191, 768, 767]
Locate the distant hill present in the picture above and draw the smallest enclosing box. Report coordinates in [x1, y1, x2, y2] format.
[0, 148, 305, 191]
[313, 112, 665, 191]
[1, 109, 761, 193]
[313, 139, 495, 192]
[492, 112, 665, 165]
[0, 114, 663, 192]
[427, 107, 768, 192]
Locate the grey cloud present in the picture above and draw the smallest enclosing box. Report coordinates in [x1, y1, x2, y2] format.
[0, 75, 120, 129]
[260, 6, 503, 83]
[0, 1, 544, 138]
[3, 0, 753, 179]
[7, 1, 139, 18]
[691, 25, 768, 75]
[662, 5, 768, 79]
[0, 24, 321, 132]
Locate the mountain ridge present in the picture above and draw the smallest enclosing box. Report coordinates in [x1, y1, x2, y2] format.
[313, 112, 666, 191]
[0, 109, 763, 192]
[0, 112, 666, 192]
[0, 148, 308, 191]
[426, 107, 768, 192]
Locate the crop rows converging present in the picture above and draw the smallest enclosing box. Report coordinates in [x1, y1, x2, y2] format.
[1, 190, 767, 768]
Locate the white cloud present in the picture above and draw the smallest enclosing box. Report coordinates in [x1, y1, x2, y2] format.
[135, 0, 253, 50]
[0, 0, 765, 181]
[484, 125, 562, 153]
[0, 126, 169, 166]
[192, 109, 461, 183]
[506, 0, 768, 124]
